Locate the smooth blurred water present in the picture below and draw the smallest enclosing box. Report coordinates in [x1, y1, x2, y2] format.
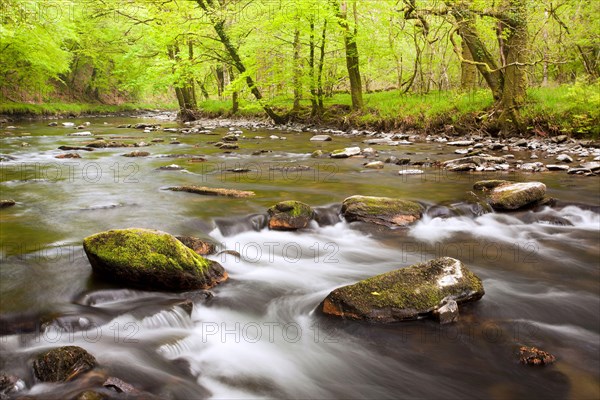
[0, 117, 599, 399]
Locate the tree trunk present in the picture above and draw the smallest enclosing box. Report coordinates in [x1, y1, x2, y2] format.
[196, 0, 288, 124]
[229, 66, 239, 113]
[460, 38, 477, 91]
[309, 19, 319, 116]
[317, 20, 327, 113]
[334, 0, 364, 110]
[292, 28, 302, 112]
[167, 44, 197, 122]
[497, 0, 528, 133]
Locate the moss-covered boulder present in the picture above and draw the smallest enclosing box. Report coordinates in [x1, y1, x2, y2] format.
[32, 346, 97, 382]
[267, 201, 314, 230]
[476, 181, 546, 210]
[472, 180, 511, 191]
[341, 195, 424, 227]
[83, 228, 227, 291]
[321, 257, 484, 323]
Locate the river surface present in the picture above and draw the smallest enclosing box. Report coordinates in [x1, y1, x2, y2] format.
[0, 116, 599, 399]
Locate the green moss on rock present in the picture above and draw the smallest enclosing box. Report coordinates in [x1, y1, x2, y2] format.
[341, 195, 424, 227]
[321, 257, 484, 323]
[488, 182, 546, 210]
[267, 201, 314, 230]
[83, 228, 227, 291]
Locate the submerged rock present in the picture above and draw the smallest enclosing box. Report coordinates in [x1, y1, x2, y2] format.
[123, 151, 150, 157]
[0, 200, 16, 208]
[83, 228, 227, 291]
[0, 374, 24, 397]
[55, 153, 82, 159]
[32, 346, 97, 382]
[267, 201, 314, 230]
[476, 181, 547, 211]
[167, 185, 255, 198]
[321, 257, 484, 323]
[519, 346, 556, 366]
[341, 195, 424, 227]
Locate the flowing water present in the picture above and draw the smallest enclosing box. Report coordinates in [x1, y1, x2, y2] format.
[0, 117, 599, 399]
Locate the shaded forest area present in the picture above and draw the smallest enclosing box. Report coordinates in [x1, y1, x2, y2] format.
[1, 0, 599, 136]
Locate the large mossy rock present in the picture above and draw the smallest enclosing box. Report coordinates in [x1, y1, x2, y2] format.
[321, 257, 484, 323]
[474, 181, 546, 210]
[33, 346, 96, 382]
[83, 228, 227, 291]
[267, 201, 314, 230]
[341, 195, 424, 227]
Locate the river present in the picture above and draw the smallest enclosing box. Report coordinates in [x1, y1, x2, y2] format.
[1, 116, 599, 399]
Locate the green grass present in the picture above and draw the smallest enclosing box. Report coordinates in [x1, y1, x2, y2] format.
[0, 101, 179, 116]
[3, 83, 598, 136]
[523, 82, 600, 137]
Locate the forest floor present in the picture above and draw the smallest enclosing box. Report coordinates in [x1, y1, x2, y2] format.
[1, 83, 598, 138]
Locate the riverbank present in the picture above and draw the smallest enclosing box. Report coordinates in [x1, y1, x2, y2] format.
[2, 83, 598, 138]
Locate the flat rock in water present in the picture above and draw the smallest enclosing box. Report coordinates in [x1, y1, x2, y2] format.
[556, 154, 573, 163]
[123, 151, 150, 157]
[364, 161, 384, 169]
[398, 169, 424, 175]
[58, 145, 94, 152]
[168, 185, 255, 198]
[331, 147, 361, 158]
[267, 201, 314, 230]
[310, 135, 332, 141]
[83, 228, 227, 290]
[321, 257, 484, 323]
[448, 140, 475, 146]
[67, 131, 93, 137]
[546, 164, 569, 171]
[55, 153, 81, 159]
[341, 195, 424, 227]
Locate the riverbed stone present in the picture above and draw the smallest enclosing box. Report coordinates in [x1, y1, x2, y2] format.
[310, 135, 332, 141]
[341, 195, 424, 227]
[267, 200, 314, 230]
[83, 228, 227, 291]
[321, 257, 484, 323]
[364, 161, 384, 169]
[176, 236, 217, 255]
[433, 299, 459, 324]
[519, 346, 556, 366]
[331, 147, 361, 158]
[0, 200, 16, 208]
[167, 185, 254, 198]
[123, 151, 150, 157]
[32, 346, 97, 382]
[478, 181, 547, 210]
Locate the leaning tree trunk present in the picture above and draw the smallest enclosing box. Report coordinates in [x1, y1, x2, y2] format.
[196, 0, 288, 124]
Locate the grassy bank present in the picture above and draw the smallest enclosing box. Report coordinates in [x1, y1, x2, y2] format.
[196, 83, 600, 137]
[2, 83, 598, 137]
[0, 101, 179, 117]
